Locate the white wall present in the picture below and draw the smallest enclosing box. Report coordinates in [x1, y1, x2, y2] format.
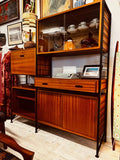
[0, 0, 120, 142]
[0, 0, 23, 55]
[0, 0, 40, 56]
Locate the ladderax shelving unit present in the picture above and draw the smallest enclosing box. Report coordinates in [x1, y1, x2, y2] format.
[35, 0, 111, 157]
[11, 0, 111, 158]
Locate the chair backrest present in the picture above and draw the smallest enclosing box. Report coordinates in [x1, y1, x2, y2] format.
[0, 133, 34, 160]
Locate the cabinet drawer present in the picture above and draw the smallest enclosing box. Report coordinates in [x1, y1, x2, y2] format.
[11, 48, 36, 75]
[35, 78, 106, 93]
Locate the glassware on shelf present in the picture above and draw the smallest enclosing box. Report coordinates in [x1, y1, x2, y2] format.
[89, 18, 99, 29]
[38, 32, 48, 52]
[67, 24, 77, 34]
[77, 21, 89, 32]
[38, 33, 44, 52]
[64, 38, 75, 50]
[59, 26, 67, 34]
[80, 31, 98, 48]
[53, 32, 64, 51]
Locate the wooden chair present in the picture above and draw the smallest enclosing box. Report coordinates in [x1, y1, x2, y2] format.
[0, 104, 34, 160]
[0, 111, 5, 134]
[0, 133, 34, 160]
[0, 103, 6, 134]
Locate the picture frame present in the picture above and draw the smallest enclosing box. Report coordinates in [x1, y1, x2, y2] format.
[0, 0, 19, 26]
[40, 0, 72, 18]
[73, 0, 84, 8]
[82, 65, 100, 78]
[22, 0, 36, 14]
[7, 22, 23, 46]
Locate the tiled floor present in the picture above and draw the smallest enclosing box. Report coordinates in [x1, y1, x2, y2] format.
[3, 117, 120, 160]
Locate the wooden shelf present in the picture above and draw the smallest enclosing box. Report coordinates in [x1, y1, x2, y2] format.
[12, 112, 35, 120]
[12, 86, 36, 92]
[37, 47, 101, 56]
[16, 96, 35, 101]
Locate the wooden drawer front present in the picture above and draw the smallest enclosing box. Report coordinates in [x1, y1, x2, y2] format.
[11, 48, 36, 75]
[35, 78, 106, 93]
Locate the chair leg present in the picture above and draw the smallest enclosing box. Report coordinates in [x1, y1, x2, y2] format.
[1, 122, 7, 149]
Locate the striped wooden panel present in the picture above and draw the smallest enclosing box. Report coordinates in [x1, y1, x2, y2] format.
[103, 8, 110, 52]
[99, 94, 106, 137]
[62, 94, 98, 140]
[37, 90, 63, 127]
[37, 55, 51, 77]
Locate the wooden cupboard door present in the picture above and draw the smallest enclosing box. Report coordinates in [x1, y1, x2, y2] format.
[62, 94, 98, 140]
[11, 48, 36, 75]
[37, 90, 62, 127]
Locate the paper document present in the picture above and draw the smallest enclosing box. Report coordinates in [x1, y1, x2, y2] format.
[63, 66, 76, 74]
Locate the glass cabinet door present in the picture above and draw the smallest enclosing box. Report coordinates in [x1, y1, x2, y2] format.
[64, 4, 100, 50]
[38, 14, 65, 53]
[37, 3, 100, 54]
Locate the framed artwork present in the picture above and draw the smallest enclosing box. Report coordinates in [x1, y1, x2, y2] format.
[73, 0, 85, 8]
[82, 65, 100, 78]
[22, 0, 36, 13]
[0, 0, 19, 25]
[40, 0, 72, 18]
[7, 22, 23, 46]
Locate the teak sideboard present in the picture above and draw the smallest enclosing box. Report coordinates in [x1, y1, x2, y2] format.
[11, 0, 111, 157]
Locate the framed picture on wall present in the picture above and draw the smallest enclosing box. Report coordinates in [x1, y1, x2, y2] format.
[0, 0, 19, 25]
[22, 0, 36, 13]
[82, 65, 100, 78]
[7, 22, 23, 46]
[40, 0, 72, 18]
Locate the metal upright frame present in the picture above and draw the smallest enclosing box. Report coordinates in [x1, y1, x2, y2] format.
[96, 0, 111, 157]
[35, 15, 38, 133]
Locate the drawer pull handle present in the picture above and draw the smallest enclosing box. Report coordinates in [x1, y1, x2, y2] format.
[75, 85, 83, 88]
[20, 55, 24, 57]
[42, 83, 48, 85]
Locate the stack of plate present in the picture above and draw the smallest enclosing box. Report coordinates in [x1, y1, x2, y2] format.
[22, 12, 36, 42]
[22, 12, 36, 32]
